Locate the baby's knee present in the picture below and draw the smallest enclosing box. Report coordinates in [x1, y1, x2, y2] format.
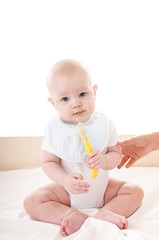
[23, 192, 41, 219]
[132, 184, 144, 202]
[121, 183, 144, 204]
[129, 183, 144, 204]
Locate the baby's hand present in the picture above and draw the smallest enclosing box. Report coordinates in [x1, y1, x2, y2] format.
[63, 174, 90, 194]
[87, 151, 105, 169]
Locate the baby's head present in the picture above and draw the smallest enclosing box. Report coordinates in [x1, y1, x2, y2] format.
[46, 59, 97, 124]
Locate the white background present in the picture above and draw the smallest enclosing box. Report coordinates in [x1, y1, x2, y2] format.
[0, 0, 159, 136]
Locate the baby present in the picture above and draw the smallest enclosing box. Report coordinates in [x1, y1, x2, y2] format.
[24, 59, 144, 237]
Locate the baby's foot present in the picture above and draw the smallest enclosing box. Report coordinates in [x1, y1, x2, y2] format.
[95, 209, 128, 229]
[60, 210, 88, 237]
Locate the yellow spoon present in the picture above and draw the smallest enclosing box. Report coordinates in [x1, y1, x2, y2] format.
[77, 122, 98, 179]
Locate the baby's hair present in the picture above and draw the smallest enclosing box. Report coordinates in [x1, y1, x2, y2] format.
[46, 59, 91, 96]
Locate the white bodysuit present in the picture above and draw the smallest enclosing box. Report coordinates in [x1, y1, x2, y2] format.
[42, 112, 118, 210]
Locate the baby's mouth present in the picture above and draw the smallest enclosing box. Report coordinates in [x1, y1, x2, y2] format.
[72, 110, 85, 116]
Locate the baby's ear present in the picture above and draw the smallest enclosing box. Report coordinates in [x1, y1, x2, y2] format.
[93, 84, 98, 97]
[47, 97, 55, 107]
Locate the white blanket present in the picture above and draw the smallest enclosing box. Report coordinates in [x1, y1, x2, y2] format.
[0, 167, 159, 240]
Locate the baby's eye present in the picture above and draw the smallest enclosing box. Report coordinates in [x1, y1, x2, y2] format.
[61, 97, 69, 102]
[79, 92, 87, 97]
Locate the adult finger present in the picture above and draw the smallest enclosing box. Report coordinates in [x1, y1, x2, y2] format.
[125, 158, 136, 168]
[118, 155, 130, 169]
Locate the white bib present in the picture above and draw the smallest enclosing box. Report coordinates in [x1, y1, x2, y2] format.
[42, 112, 111, 162]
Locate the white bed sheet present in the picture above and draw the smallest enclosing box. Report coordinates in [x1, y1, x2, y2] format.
[0, 167, 159, 240]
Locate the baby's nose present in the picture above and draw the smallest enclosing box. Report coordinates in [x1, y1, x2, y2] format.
[72, 99, 82, 108]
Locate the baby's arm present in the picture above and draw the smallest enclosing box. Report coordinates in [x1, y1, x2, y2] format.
[87, 144, 122, 170]
[42, 150, 90, 194]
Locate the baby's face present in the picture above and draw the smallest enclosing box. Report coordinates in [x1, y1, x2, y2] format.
[50, 69, 97, 124]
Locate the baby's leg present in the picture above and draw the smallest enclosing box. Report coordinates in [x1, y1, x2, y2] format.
[24, 183, 88, 236]
[94, 178, 144, 229]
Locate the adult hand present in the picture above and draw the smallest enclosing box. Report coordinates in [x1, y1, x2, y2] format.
[63, 173, 90, 194]
[118, 135, 153, 168]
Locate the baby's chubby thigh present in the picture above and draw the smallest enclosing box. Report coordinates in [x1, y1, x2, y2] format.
[44, 183, 71, 205]
[24, 183, 71, 221]
[37, 183, 70, 205]
[103, 178, 127, 204]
